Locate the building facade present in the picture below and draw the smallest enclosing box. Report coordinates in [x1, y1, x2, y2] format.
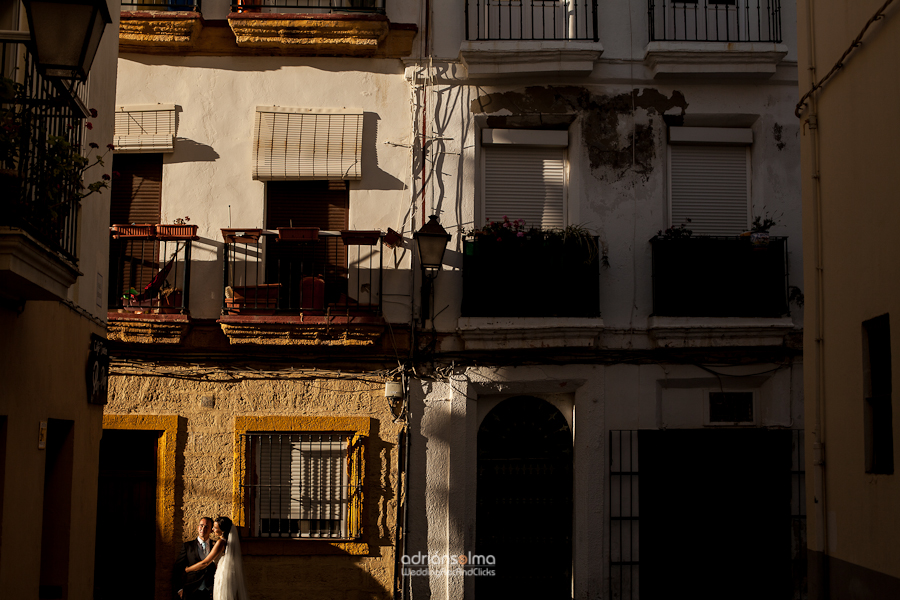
[107, 1, 805, 598]
[796, 0, 900, 598]
[0, 1, 120, 598]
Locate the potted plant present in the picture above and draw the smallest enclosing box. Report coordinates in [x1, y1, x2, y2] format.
[749, 212, 780, 250]
[157, 216, 198, 239]
[340, 230, 381, 246]
[277, 227, 319, 241]
[221, 228, 262, 244]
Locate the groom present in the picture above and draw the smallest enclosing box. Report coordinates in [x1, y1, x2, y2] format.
[173, 516, 216, 600]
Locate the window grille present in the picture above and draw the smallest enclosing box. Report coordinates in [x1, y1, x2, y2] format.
[241, 432, 363, 538]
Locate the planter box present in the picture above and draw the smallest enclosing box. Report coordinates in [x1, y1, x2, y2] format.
[156, 224, 198, 240]
[126, 289, 184, 314]
[111, 224, 155, 238]
[221, 228, 262, 244]
[225, 283, 281, 313]
[277, 227, 319, 241]
[341, 230, 381, 246]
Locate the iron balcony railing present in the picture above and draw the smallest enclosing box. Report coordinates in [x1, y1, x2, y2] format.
[108, 226, 195, 314]
[1, 39, 87, 263]
[461, 233, 601, 318]
[222, 229, 383, 317]
[466, 0, 599, 41]
[648, 0, 782, 43]
[230, 0, 384, 14]
[650, 235, 789, 318]
[120, 0, 200, 10]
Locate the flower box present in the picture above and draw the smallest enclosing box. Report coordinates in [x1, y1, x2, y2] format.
[221, 228, 263, 244]
[111, 224, 155, 238]
[340, 230, 381, 246]
[277, 227, 319, 241]
[156, 224, 198, 240]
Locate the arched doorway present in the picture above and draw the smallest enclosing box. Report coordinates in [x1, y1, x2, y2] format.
[476, 396, 573, 599]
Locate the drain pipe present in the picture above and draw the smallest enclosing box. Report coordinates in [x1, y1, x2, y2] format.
[800, 0, 829, 588]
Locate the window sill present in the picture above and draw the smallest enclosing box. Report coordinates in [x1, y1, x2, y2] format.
[647, 316, 795, 348]
[643, 41, 789, 79]
[457, 316, 603, 350]
[241, 537, 371, 556]
[459, 40, 602, 78]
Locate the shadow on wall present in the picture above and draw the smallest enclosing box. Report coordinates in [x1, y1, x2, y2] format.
[168, 138, 220, 164]
[363, 112, 407, 192]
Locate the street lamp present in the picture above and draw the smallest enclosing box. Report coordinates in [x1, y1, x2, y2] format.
[414, 215, 450, 325]
[23, 0, 112, 81]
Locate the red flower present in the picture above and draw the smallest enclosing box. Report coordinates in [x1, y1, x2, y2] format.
[107, 143, 115, 150]
[102, 173, 110, 180]
[89, 108, 98, 118]
[112, 171, 121, 177]
[85, 122, 93, 130]
[89, 142, 99, 149]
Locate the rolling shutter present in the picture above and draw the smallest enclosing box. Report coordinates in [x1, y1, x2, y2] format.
[253, 108, 363, 181]
[483, 146, 566, 230]
[669, 145, 749, 235]
[114, 104, 176, 153]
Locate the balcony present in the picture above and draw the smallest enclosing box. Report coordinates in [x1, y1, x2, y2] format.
[106, 225, 196, 344]
[648, 236, 794, 347]
[218, 229, 385, 346]
[460, 0, 602, 77]
[230, 0, 384, 14]
[0, 38, 86, 302]
[644, 0, 787, 78]
[462, 234, 600, 318]
[121, 0, 200, 9]
[119, 2, 203, 52]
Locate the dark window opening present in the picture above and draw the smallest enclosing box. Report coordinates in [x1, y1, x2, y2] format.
[709, 392, 754, 423]
[863, 314, 894, 474]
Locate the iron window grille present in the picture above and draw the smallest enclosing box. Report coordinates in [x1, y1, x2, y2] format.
[240, 432, 363, 539]
[466, 0, 599, 41]
[120, 0, 201, 10]
[229, 0, 385, 14]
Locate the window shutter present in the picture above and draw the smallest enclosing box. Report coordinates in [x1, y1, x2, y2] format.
[114, 105, 176, 153]
[483, 146, 566, 229]
[253, 108, 363, 181]
[669, 145, 749, 235]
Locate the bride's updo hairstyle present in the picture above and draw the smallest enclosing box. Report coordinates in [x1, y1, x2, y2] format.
[216, 516, 233, 540]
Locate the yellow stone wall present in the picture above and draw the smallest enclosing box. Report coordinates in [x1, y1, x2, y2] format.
[105, 370, 402, 599]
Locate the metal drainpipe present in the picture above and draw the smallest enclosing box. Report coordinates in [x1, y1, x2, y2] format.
[802, 0, 829, 588]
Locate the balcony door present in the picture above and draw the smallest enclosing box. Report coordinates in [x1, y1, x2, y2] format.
[265, 181, 349, 310]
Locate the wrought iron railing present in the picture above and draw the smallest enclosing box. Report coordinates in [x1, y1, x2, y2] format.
[461, 234, 601, 318]
[648, 0, 782, 43]
[1, 39, 87, 263]
[466, 0, 598, 41]
[108, 226, 195, 314]
[650, 235, 789, 317]
[230, 0, 384, 14]
[120, 0, 200, 10]
[221, 229, 383, 316]
[239, 432, 363, 539]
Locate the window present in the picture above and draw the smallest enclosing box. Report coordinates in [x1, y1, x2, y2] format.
[863, 314, 894, 474]
[264, 181, 350, 309]
[481, 128, 568, 229]
[242, 431, 364, 539]
[708, 392, 754, 424]
[252, 107, 363, 181]
[668, 127, 752, 235]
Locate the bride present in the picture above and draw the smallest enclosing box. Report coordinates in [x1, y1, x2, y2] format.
[186, 516, 249, 600]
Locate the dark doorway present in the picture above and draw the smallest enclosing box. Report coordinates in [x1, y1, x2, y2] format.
[639, 429, 792, 600]
[94, 429, 159, 600]
[476, 396, 573, 599]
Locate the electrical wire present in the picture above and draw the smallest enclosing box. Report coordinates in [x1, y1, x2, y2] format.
[795, 0, 896, 118]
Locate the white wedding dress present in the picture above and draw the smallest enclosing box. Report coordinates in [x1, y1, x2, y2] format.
[213, 529, 249, 600]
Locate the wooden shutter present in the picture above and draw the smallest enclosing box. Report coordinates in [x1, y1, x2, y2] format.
[109, 155, 163, 297]
[483, 146, 566, 229]
[114, 105, 176, 153]
[669, 145, 749, 235]
[253, 108, 363, 181]
[265, 181, 349, 230]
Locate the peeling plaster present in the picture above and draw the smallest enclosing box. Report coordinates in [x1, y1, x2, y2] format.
[471, 86, 688, 179]
[773, 123, 786, 151]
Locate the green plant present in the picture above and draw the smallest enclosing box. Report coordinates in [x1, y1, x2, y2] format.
[467, 217, 606, 266]
[751, 211, 781, 233]
[657, 218, 693, 239]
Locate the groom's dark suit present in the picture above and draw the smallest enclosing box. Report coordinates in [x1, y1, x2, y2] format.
[172, 537, 216, 600]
